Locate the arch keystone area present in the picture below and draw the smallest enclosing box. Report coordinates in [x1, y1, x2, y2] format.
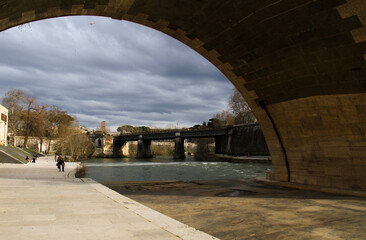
[1, 0, 365, 191]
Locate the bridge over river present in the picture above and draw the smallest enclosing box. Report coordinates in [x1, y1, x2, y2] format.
[113, 124, 269, 159]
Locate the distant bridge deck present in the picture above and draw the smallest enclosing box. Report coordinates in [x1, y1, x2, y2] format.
[115, 128, 228, 141]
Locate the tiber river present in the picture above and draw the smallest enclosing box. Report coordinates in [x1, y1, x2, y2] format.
[83, 156, 272, 182]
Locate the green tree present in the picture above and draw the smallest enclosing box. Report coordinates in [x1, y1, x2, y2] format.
[136, 126, 151, 132]
[117, 125, 151, 134]
[117, 125, 135, 134]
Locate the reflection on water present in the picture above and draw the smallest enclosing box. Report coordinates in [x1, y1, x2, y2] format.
[83, 156, 272, 182]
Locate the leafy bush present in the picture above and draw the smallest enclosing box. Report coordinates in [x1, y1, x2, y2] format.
[75, 165, 88, 178]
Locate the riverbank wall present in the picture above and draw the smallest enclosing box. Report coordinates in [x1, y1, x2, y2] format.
[216, 154, 272, 163]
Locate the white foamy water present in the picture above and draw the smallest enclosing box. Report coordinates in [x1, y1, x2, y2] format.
[84, 161, 223, 167]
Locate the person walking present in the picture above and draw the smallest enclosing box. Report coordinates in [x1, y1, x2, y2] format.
[60, 157, 65, 172]
[56, 155, 61, 171]
[56, 155, 65, 172]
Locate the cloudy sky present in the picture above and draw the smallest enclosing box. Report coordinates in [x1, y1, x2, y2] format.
[0, 16, 233, 131]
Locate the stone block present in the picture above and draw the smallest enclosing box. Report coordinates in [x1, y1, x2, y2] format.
[316, 176, 333, 187]
[324, 167, 343, 176]
[292, 174, 318, 186]
[330, 176, 352, 189]
[70, 5, 84, 15]
[273, 172, 289, 182]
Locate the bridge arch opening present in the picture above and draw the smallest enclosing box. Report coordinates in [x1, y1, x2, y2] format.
[1, 0, 366, 191]
[2, 16, 267, 164]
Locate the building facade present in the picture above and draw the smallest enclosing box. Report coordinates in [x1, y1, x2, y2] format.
[0, 104, 8, 146]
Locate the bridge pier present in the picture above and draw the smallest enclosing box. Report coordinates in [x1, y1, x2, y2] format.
[214, 128, 233, 155]
[225, 128, 233, 154]
[214, 136, 225, 154]
[136, 136, 153, 158]
[173, 133, 185, 160]
[112, 140, 126, 157]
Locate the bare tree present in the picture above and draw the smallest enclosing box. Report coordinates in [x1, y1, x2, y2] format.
[45, 106, 74, 153]
[67, 132, 95, 161]
[22, 95, 39, 148]
[1, 89, 25, 145]
[212, 110, 235, 127]
[2, 89, 77, 152]
[30, 105, 48, 152]
[229, 89, 256, 124]
[55, 126, 94, 161]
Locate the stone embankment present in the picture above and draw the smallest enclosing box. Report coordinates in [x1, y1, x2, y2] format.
[216, 154, 271, 163]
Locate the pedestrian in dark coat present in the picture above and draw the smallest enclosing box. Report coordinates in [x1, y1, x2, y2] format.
[56, 155, 65, 172]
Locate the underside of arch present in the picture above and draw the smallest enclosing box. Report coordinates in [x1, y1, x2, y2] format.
[1, 0, 365, 191]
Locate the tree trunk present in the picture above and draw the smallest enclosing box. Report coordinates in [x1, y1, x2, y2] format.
[23, 106, 31, 148]
[39, 138, 43, 152]
[23, 134, 29, 148]
[47, 138, 52, 153]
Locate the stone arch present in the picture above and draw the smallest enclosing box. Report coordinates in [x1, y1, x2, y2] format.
[1, 0, 365, 190]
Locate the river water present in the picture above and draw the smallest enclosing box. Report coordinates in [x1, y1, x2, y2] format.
[83, 156, 272, 182]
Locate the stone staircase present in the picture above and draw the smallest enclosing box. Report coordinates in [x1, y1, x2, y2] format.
[0, 146, 29, 163]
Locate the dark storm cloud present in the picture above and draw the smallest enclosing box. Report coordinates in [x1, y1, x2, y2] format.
[0, 16, 233, 130]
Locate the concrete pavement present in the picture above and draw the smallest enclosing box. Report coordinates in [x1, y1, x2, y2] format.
[0, 156, 218, 240]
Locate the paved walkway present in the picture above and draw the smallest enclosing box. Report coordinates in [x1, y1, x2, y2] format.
[0, 156, 218, 240]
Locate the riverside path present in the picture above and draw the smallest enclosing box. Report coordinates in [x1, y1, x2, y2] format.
[0, 156, 218, 240]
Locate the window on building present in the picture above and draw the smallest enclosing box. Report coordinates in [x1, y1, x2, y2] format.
[1, 113, 7, 122]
